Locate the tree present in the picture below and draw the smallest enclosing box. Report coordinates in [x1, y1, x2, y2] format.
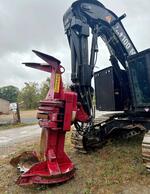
[18, 82, 39, 109]
[0, 85, 19, 102]
[40, 78, 50, 100]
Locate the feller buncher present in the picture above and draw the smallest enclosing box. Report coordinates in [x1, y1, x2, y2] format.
[11, 0, 150, 186]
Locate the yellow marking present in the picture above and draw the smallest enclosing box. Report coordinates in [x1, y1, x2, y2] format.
[54, 73, 61, 93]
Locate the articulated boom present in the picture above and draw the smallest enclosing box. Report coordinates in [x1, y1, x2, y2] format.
[63, 0, 138, 120]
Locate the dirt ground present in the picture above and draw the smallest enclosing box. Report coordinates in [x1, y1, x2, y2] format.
[0, 110, 37, 124]
[0, 133, 150, 194]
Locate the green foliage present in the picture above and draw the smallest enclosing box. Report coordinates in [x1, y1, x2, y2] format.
[40, 77, 50, 100]
[18, 78, 50, 110]
[0, 85, 19, 102]
[18, 82, 40, 109]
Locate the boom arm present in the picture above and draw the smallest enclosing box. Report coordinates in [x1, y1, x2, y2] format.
[63, 0, 138, 117]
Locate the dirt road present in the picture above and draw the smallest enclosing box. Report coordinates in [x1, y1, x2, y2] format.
[0, 124, 41, 156]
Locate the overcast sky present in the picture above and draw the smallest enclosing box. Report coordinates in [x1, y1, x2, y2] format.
[0, 0, 150, 89]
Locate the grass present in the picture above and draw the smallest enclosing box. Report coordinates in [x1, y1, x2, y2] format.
[0, 122, 37, 130]
[0, 133, 150, 194]
[0, 110, 37, 120]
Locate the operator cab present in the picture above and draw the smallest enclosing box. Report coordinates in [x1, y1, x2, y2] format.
[94, 49, 150, 113]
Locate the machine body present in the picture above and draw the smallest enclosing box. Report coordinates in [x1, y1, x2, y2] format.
[63, 0, 150, 170]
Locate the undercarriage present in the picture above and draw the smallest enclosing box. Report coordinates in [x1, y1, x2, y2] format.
[71, 111, 150, 171]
